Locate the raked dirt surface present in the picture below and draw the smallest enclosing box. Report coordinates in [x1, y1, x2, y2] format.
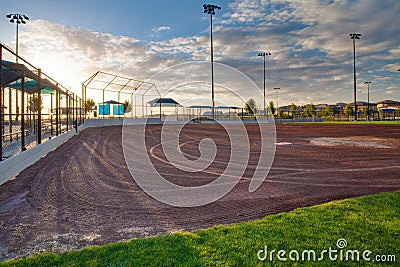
[0, 123, 399, 261]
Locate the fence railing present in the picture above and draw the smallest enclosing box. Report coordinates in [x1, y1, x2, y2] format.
[0, 42, 84, 160]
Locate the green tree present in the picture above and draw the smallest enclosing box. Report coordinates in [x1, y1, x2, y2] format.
[244, 98, 257, 115]
[344, 104, 354, 119]
[290, 103, 297, 119]
[85, 98, 96, 113]
[304, 103, 316, 118]
[268, 101, 275, 116]
[277, 108, 284, 119]
[323, 105, 335, 120]
[123, 100, 132, 113]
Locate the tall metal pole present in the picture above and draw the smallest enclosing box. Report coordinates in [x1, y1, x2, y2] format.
[367, 83, 370, 121]
[6, 14, 29, 62]
[203, 4, 221, 120]
[263, 54, 265, 116]
[7, 14, 29, 123]
[15, 22, 19, 62]
[258, 52, 271, 117]
[210, 12, 214, 120]
[353, 37, 356, 121]
[350, 33, 361, 121]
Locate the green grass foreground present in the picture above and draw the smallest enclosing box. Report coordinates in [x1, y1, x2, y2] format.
[2, 191, 400, 266]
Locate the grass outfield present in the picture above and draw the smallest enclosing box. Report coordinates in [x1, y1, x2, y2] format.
[2, 191, 399, 267]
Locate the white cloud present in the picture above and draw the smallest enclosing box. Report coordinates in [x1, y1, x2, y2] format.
[12, 0, 400, 107]
[152, 26, 171, 33]
[215, 0, 400, 105]
[18, 20, 181, 94]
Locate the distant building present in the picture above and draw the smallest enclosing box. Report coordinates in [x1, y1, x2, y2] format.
[375, 100, 400, 110]
[355, 101, 378, 114]
[375, 100, 400, 118]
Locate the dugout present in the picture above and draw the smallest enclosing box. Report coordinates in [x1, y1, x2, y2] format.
[98, 100, 124, 117]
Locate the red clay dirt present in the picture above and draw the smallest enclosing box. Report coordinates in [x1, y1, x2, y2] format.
[0, 123, 399, 260]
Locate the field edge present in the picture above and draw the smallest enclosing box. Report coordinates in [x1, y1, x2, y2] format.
[2, 190, 399, 266]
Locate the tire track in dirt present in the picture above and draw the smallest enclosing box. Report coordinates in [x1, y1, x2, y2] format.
[1, 123, 400, 260]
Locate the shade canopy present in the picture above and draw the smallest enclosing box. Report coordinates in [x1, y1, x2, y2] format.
[381, 108, 397, 113]
[148, 98, 182, 107]
[1, 60, 55, 91]
[8, 79, 56, 94]
[100, 100, 124, 105]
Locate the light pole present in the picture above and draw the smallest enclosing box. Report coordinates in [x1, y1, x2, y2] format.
[6, 13, 29, 62]
[350, 33, 361, 121]
[203, 4, 221, 120]
[364, 81, 371, 121]
[258, 52, 271, 117]
[274, 87, 280, 115]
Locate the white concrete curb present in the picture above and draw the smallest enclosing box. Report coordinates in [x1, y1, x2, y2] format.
[0, 124, 86, 185]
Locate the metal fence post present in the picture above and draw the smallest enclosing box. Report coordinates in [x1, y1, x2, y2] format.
[37, 68, 42, 144]
[56, 84, 59, 136]
[9, 87, 12, 142]
[80, 97, 82, 125]
[50, 91, 53, 136]
[72, 93, 76, 132]
[66, 90, 69, 131]
[21, 71, 26, 151]
[0, 45, 3, 161]
[75, 95, 78, 133]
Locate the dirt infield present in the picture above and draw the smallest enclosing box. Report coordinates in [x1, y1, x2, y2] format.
[1, 123, 399, 260]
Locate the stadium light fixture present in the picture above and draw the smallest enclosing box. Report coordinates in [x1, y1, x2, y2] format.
[6, 13, 29, 62]
[349, 33, 361, 121]
[203, 4, 221, 120]
[364, 81, 371, 121]
[258, 52, 271, 117]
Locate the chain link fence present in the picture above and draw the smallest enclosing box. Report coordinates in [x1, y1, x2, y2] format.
[1, 42, 84, 160]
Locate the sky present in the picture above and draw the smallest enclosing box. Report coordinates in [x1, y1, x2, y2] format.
[0, 0, 399, 108]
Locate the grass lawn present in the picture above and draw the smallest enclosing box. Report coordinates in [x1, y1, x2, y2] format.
[2, 191, 399, 266]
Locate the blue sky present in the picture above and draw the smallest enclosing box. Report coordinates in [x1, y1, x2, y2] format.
[1, 0, 399, 107]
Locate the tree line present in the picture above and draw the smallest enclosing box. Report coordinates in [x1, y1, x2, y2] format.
[243, 98, 389, 120]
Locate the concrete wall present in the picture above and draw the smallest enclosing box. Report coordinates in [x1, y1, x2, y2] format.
[0, 125, 86, 185]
